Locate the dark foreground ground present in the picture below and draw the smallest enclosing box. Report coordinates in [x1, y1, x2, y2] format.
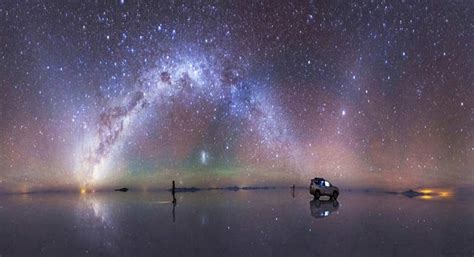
[0, 190, 472, 257]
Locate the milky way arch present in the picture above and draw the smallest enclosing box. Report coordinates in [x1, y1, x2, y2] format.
[75, 49, 301, 187]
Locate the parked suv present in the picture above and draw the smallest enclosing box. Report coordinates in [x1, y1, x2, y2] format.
[309, 177, 339, 199]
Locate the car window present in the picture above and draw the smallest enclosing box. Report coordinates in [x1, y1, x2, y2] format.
[324, 181, 330, 187]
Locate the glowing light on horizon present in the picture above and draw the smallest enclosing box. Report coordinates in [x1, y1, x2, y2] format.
[201, 150, 208, 165]
[417, 188, 454, 200]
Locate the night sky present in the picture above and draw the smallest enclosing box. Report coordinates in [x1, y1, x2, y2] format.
[0, 1, 472, 193]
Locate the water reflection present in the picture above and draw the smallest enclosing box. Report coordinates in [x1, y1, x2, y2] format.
[172, 194, 177, 223]
[0, 190, 472, 256]
[309, 199, 339, 218]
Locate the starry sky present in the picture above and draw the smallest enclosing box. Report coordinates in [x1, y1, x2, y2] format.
[0, 1, 472, 193]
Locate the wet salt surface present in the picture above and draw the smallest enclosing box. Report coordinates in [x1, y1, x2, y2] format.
[0, 190, 472, 257]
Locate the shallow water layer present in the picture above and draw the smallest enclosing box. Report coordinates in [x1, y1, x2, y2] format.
[0, 190, 472, 257]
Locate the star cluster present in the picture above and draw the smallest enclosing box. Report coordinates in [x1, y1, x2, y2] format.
[0, 1, 472, 192]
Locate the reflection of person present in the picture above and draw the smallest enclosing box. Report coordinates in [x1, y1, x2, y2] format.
[172, 198, 176, 223]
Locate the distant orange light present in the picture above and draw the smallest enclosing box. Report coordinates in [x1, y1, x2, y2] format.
[80, 189, 86, 194]
[417, 188, 454, 199]
[419, 189, 433, 194]
[439, 191, 451, 197]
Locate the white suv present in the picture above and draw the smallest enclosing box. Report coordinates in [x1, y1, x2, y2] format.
[309, 177, 339, 200]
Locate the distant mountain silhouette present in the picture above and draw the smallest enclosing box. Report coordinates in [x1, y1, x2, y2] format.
[167, 187, 200, 192]
[224, 186, 240, 191]
[401, 189, 424, 198]
[166, 185, 284, 192]
[242, 186, 277, 190]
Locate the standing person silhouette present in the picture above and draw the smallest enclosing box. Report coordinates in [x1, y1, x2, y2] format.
[172, 180, 176, 204]
[171, 180, 177, 222]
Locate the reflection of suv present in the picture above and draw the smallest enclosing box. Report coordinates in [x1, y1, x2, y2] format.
[309, 177, 339, 199]
[309, 199, 339, 218]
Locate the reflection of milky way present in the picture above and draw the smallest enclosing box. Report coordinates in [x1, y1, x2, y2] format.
[0, 2, 472, 192]
[75, 195, 122, 255]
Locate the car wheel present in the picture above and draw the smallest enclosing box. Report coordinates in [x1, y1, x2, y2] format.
[332, 191, 339, 200]
[314, 191, 320, 199]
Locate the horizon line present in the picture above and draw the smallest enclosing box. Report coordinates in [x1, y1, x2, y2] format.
[0, 184, 470, 196]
